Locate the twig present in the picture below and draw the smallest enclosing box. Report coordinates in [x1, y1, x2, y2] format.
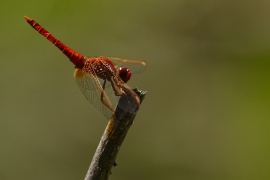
[84, 88, 147, 180]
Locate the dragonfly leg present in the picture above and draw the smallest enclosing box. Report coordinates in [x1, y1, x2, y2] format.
[100, 79, 114, 112]
[110, 77, 125, 96]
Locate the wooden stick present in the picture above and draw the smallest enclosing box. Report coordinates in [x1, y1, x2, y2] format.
[84, 88, 147, 180]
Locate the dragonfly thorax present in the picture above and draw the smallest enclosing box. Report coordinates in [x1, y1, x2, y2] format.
[83, 57, 116, 80]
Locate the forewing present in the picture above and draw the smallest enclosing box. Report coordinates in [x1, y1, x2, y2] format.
[74, 68, 118, 119]
[107, 57, 147, 74]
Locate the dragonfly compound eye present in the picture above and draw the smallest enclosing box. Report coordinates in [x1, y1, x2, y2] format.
[118, 67, 131, 83]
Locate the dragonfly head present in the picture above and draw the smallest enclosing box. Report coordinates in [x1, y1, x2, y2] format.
[118, 66, 131, 83]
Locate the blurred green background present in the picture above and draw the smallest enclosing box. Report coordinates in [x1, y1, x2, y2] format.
[1, 0, 270, 179]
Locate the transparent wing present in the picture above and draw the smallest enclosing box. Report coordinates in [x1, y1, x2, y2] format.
[74, 68, 120, 119]
[107, 57, 147, 73]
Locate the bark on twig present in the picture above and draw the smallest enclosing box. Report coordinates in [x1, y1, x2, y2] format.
[84, 88, 147, 180]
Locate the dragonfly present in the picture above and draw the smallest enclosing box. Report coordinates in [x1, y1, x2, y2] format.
[24, 16, 146, 119]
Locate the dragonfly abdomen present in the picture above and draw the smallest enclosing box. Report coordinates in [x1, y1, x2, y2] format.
[24, 16, 85, 68]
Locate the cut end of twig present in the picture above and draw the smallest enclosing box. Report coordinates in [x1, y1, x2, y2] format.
[133, 88, 147, 103]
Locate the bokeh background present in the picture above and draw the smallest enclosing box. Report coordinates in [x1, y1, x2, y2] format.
[1, 0, 270, 179]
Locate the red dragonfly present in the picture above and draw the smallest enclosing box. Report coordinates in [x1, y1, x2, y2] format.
[24, 16, 146, 119]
